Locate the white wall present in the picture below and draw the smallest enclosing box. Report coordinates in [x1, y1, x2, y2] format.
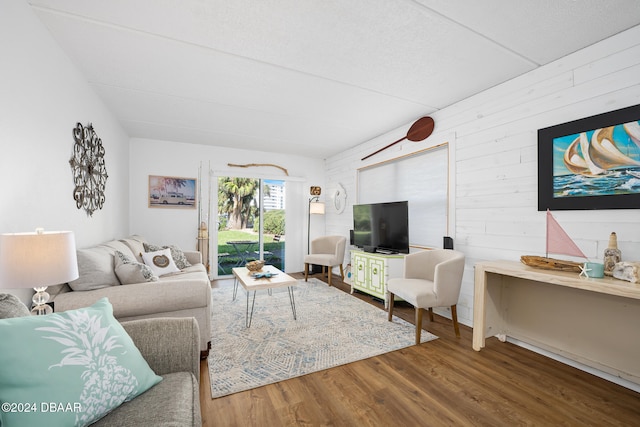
[0, 1, 130, 303]
[129, 138, 325, 275]
[325, 25, 640, 328]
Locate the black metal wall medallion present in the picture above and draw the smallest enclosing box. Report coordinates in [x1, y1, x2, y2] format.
[69, 122, 108, 216]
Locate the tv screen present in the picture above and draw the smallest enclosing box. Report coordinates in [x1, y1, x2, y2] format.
[353, 201, 409, 254]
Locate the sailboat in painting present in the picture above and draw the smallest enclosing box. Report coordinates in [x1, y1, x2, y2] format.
[521, 210, 587, 272]
[552, 120, 640, 202]
[563, 122, 640, 177]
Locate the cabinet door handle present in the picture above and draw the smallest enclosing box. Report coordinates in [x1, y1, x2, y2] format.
[358, 264, 363, 271]
[373, 267, 378, 275]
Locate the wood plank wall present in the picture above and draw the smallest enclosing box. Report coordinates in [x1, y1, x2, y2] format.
[323, 25, 640, 330]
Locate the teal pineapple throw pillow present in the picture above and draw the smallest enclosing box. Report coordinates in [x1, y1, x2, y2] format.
[0, 298, 162, 427]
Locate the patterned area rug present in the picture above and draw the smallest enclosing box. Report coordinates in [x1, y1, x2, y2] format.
[208, 278, 437, 398]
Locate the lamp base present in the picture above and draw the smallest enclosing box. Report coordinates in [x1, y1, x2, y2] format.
[31, 303, 53, 316]
[31, 286, 53, 316]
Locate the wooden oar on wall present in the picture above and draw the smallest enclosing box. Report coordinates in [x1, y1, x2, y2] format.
[361, 116, 435, 161]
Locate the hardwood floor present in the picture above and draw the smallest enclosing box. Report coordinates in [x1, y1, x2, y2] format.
[200, 272, 640, 426]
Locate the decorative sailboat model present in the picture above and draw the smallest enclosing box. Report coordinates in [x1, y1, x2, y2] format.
[521, 210, 587, 273]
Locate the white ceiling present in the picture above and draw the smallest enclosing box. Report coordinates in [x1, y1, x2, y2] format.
[29, 0, 640, 159]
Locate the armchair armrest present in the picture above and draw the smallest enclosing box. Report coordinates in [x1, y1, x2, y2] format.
[184, 250, 203, 265]
[433, 256, 465, 284]
[122, 317, 200, 381]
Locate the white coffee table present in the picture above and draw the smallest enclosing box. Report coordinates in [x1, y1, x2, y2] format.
[231, 265, 297, 327]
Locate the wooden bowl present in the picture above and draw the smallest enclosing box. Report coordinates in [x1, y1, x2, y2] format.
[246, 260, 265, 272]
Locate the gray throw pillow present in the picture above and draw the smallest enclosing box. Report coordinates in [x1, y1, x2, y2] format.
[0, 293, 30, 318]
[143, 243, 192, 269]
[114, 251, 158, 285]
[68, 247, 120, 291]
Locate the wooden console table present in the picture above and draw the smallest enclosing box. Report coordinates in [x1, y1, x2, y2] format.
[473, 260, 640, 385]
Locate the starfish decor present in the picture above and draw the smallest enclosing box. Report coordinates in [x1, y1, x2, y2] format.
[579, 263, 592, 278]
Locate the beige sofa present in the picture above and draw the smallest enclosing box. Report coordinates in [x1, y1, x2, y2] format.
[49, 235, 212, 357]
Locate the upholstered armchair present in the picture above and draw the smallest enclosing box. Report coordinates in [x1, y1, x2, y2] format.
[387, 249, 465, 344]
[304, 235, 347, 286]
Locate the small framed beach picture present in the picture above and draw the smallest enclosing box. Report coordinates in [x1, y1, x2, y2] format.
[148, 175, 197, 209]
[538, 103, 640, 210]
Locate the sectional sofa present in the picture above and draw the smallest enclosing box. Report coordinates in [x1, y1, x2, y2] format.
[48, 235, 212, 357]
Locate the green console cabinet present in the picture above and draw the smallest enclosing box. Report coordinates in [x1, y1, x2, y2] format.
[350, 250, 405, 308]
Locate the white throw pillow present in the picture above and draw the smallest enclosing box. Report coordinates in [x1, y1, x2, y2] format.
[143, 242, 192, 269]
[141, 248, 181, 277]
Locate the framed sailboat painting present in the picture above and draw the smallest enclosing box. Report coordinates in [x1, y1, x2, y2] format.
[538, 103, 640, 210]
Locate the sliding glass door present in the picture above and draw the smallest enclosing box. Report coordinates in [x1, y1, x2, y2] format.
[215, 176, 285, 276]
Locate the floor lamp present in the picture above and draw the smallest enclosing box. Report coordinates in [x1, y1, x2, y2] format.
[307, 196, 325, 254]
[0, 229, 79, 315]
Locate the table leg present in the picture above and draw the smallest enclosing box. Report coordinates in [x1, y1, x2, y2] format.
[232, 243, 257, 266]
[246, 290, 257, 328]
[288, 286, 297, 320]
[472, 266, 488, 351]
[237, 250, 246, 266]
[232, 243, 245, 267]
[233, 246, 243, 267]
[232, 277, 239, 301]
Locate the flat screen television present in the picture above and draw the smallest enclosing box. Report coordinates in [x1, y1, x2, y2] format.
[352, 201, 409, 254]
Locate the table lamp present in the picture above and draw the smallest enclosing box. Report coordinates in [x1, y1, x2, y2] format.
[0, 229, 79, 315]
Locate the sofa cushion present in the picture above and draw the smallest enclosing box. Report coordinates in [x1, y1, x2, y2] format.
[172, 263, 207, 276]
[121, 235, 147, 263]
[90, 372, 201, 427]
[99, 240, 137, 260]
[47, 282, 71, 298]
[142, 248, 181, 277]
[144, 242, 192, 269]
[68, 246, 120, 291]
[0, 298, 162, 427]
[0, 293, 30, 318]
[114, 250, 158, 285]
[51, 278, 209, 318]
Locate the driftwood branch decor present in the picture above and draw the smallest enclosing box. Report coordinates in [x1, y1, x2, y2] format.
[227, 163, 289, 176]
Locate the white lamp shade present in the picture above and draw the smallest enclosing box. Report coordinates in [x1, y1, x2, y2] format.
[310, 201, 325, 215]
[0, 230, 79, 289]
